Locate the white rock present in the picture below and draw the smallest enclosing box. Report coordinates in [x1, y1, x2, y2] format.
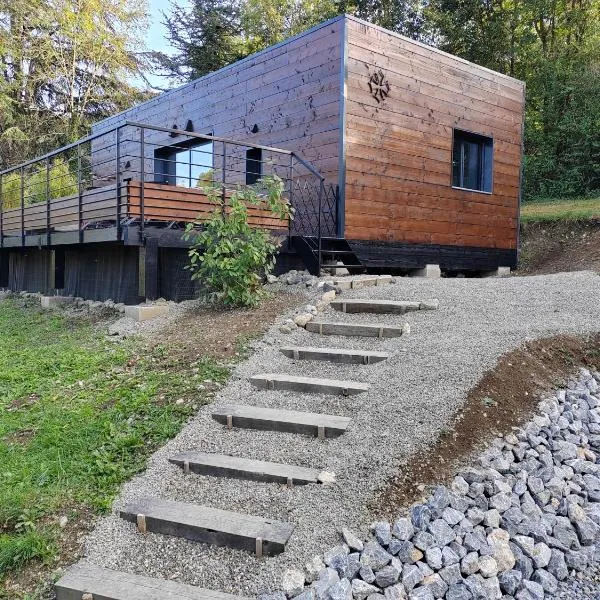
[283, 569, 306, 598]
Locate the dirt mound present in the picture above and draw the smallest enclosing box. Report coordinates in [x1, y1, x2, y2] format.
[519, 219, 600, 274]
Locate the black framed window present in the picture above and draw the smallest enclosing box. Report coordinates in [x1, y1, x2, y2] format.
[155, 139, 213, 187]
[246, 148, 262, 185]
[452, 129, 493, 193]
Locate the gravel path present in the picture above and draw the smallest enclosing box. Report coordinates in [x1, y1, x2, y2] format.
[82, 271, 600, 596]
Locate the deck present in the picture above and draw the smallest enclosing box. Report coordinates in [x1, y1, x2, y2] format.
[0, 181, 288, 248]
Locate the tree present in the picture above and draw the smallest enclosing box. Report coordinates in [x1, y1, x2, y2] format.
[156, 0, 343, 80]
[0, 0, 150, 168]
[155, 0, 246, 82]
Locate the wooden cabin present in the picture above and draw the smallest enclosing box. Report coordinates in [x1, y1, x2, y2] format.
[0, 15, 525, 304]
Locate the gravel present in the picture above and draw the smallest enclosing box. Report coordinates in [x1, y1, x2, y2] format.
[81, 271, 600, 596]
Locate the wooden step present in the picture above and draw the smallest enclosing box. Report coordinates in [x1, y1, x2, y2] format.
[330, 299, 438, 314]
[120, 498, 294, 556]
[212, 404, 351, 438]
[169, 452, 325, 485]
[305, 321, 406, 338]
[55, 563, 248, 600]
[280, 345, 389, 364]
[331, 275, 392, 289]
[250, 373, 370, 396]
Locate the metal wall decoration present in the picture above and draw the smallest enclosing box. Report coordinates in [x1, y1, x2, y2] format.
[368, 69, 390, 103]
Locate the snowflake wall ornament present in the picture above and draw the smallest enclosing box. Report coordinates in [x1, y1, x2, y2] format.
[368, 69, 391, 103]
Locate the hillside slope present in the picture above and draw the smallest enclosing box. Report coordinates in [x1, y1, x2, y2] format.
[518, 219, 600, 274]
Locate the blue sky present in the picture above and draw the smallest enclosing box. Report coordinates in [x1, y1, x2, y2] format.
[144, 0, 191, 88]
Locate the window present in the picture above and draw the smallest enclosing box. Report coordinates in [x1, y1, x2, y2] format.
[452, 130, 493, 193]
[246, 148, 262, 185]
[155, 139, 213, 187]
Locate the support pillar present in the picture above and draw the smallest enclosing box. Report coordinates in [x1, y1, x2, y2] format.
[138, 238, 159, 301]
[0, 251, 8, 288]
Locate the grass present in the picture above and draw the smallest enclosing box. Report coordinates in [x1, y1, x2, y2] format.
[0, 297, 229, 586]
[521, 196, 600, 222]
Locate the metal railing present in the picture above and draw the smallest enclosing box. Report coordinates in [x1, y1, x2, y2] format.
[0, 121, 339, 271]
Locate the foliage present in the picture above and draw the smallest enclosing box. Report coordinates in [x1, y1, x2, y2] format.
[0, 0, 151, 168]
[156, 0, 247, 81]
[0, 297, 229, 580]
[184, 176, 292, 307]
[1, 158, 78, 209]
[155, 0, 342, 80]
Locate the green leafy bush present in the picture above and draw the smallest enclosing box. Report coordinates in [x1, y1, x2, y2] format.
[1, 157, 78, 209]
[184, 175, 292, 307]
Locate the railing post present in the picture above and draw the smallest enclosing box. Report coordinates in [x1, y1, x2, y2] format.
[115, 126, 122, 240]
[221, 142, 226, 216]
[140, 127, 145, 238]
[46, 158, 51, 247]
[317, 177, 324, 276]
[77, 144, 83, 243]
[20, 166, 25, 247]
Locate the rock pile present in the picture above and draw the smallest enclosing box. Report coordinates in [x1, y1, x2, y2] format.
[267, 369, 600, 600]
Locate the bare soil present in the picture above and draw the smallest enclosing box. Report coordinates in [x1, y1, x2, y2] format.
[157, 291, 301, 362]
[519, 219, 600, 274]
[377, 333, 600, 515]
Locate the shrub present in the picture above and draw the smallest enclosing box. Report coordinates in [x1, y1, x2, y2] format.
[184, 175, 292, 307]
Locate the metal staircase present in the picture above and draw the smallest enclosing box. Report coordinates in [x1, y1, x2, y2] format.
[293, 235, 365, 275]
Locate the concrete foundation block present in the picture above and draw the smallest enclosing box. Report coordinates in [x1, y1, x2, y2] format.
[483, 266, 511, 278]
[41, 296, 74, 308]
[412, 264, 441, 279]
[124, 304, 169, 322]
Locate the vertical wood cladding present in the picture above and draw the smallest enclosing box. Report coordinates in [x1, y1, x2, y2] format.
[92, 20, 343, 186]
[344, 18, 525, 250]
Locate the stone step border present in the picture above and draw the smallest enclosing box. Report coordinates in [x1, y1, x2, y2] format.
[280, 345, 389, 365]
[330, 299, 439, 314]
[169, 451, 329, 486]
[250, 373, 370, 396]
[212, 404, 351, 439]
[120, 498, 294, 557]
[330, 275, 393, 290]
[305, 321, 408, 338]
[55, 563, 249, 600]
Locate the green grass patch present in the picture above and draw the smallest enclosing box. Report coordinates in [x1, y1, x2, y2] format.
[521, 196, 600, 222]
[0, 297, 229, 580]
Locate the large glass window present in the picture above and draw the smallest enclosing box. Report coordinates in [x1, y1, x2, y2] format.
[452, 130, 493, 193]
[156, 140, 213, 187]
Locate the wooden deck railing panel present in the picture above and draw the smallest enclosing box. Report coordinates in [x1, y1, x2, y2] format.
[126, 181, 289, 230]
[0, 180, 289, 239]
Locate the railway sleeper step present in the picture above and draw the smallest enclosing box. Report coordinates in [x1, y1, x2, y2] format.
[212, 404, 351, 438]
[120, 498, 294, 557]
[330, 275, 392, 289]
[280, 345, 389, 364]
[305, 321, 407, 338]
[331, 298, 439, 314]
[169, 451, 330, 486]
[55, 563, 249, 600]
[250, 373, 370, 396]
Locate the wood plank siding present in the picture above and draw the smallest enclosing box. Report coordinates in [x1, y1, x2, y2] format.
[91, 19, 344, 188]
[343, 18, 525, 251]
